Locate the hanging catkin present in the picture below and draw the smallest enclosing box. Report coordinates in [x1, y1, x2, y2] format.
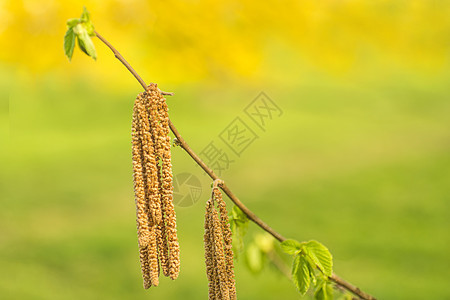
[132, 83, 180, 289]
[204, 181, 237, 299]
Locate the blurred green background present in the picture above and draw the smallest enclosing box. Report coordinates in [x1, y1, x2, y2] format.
[1, 0, 449, 299]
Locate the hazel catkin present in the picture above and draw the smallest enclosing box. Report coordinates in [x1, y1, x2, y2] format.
[204, 199, 218, 298]
[131, 83, 180, 289]
[204, 182, 237, 299]
[215, 189, 236, 299]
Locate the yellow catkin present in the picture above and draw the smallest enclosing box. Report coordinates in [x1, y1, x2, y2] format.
[133, 96, 159, 289]
[204, 199, 218, 299]
[147, 86, 165, 160]
[132, 98, 151, 247]
[132, 83, 180, 289]
[155, 183, 170, 278]
[212, 208, 229, 299]
[215, 189, 236, 299]
[162, 162, 180, 280]
[137, 92, 162, 225]
[139, 246, 152, 289]
[148, 227, 160, 286]
[204, 185, 237, 299]
[147, 83, 180, 280]
[154, 159, 171, 277]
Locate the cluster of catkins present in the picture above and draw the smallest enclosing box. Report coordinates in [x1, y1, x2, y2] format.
[204, 181, 237, 299]
[131, 83, 180, 289]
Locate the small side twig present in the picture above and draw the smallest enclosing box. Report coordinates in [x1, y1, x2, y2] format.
[94, 29, 377, 300]
[330, 274, 376, 300]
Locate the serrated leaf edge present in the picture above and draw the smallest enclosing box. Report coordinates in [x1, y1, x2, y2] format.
[292, 254, 311, 296]
[63, 27, 76, 61]
[304, 240, 333, 277]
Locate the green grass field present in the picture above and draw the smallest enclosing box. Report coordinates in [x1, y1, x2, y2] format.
[1, 67, 449, 299]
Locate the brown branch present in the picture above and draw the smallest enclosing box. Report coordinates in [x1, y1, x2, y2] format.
[330, 274, 377, 300]
[94, 30, 376, 300]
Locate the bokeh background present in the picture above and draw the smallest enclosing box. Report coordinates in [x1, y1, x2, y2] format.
[1, 0, 449, 299]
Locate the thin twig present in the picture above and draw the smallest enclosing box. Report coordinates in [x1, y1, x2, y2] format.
[94, 30, 377, 300]
[330, 274, 377, 300]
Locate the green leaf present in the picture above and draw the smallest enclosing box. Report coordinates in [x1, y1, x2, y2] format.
[304, 240, 333, 277]
[63, 27, 76, 61]
[336, 292, 353, 300]
[74, 24, 97, 60]
[66, 18, 80, 27]
[80, 6, 95, 36]
[308, 261, 317, 286]
[280, 239, 303, 255]
[80, 6, 90, 22]
[230, 206, 249, 256]
[292, 254, 311, 295]
[84, 22, 95, 37]
[231, 205, 248, 221]
[314, 280, 334, 300]
[231, 221, 246, 255]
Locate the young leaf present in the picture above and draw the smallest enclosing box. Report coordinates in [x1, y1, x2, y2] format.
[80, 6, 95, 36]
[314, 280, 334, 300]
[84, 22, 95, 37]
[308, 260, 317, 286]
[230, 205, 249, 256]
[63, 27, 76, 61]
[66, 18, 80, 27]
[304, 240, 333, 277]
[281, 239, 303, 255]
[74, 24, 97, 60]
[292, 254, 311, 295]
[231, 221, 247, 256]
[336, 292, 353, 300]
[231, 205, 248, 222]
[80, 6, 90, 22]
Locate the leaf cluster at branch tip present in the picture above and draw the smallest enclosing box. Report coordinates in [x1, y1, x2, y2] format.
[281, 239, 334, 299]
[64, 7, 97, 61]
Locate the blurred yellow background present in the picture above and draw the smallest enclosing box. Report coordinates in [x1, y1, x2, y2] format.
[2, 0, 449, 82]
[1, 0, 449, 299]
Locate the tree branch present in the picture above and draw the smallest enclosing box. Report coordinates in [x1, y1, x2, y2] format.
[94, 30, 376, 300]
[330, 274, 377, 300]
